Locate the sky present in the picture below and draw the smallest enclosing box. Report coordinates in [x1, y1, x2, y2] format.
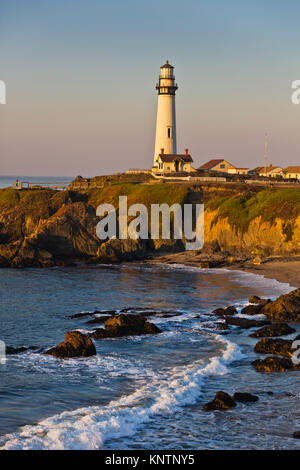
[0, 0, 300, 177]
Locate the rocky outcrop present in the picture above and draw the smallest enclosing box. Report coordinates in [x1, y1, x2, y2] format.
[250, 323, 296, 338]
[45, 331, 96, 358]
[89, 314, 162, 339]
[254, 338, 297, 357]
[241, 304, 264, 315]
[249, 296, 270, 306]
[225, 316, 270, 329]
[85, 316, 112, 325]
[6, 345, 37, 355]
[203, 391, 236, 411]
[261, 289, 300, 322]
[233, 392, 259, 402]
[0, 182, 300, 267]
[212, 306, 237, 316]
[252, 356, 299, 372]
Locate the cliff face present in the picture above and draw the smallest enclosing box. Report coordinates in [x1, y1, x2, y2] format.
[204, 210, 300, 257]
[0, 180, 299, 268]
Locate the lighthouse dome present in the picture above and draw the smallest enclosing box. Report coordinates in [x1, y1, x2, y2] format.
[160, 60, 174, 69]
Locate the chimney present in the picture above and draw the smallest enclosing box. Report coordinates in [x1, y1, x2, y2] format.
[161, 148, 164, 154]
[185, 148, 189, 156]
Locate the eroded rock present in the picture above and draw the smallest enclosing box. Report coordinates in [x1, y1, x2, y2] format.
[252, 356, 299, 372]
[254, 338, 294, 357]
[250, 323, 296, 338]
[225, 316, 270, 329]
[89, 314, 162, 339]
[203, 391, 236, 411]
[262, 289, 300, 322]
[233, 392, 259, 403]
[45, 331, 96, 358]
[212, 306, 237, 316]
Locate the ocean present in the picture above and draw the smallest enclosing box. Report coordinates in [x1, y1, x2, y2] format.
[0, 262, 299, 450]
[0, 176, 73, 189]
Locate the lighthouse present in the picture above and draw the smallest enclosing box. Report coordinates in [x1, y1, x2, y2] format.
[152, 61, 194, 174]
[154, 61, 178, 165]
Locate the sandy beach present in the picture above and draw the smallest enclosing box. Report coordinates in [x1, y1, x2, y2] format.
[146, 252, 300, 289]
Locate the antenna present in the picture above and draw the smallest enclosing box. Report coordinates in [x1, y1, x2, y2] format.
[264, 133, 268, 176]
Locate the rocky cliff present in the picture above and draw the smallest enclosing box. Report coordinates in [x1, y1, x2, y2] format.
[0, 176, 299, 267]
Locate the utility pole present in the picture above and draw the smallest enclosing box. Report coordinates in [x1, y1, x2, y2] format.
[264, 133, 268, 176]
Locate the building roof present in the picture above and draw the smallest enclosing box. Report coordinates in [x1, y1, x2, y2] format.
[250, 166, 264, 173]
[283, 166, 300, 173]
[159, 154, 193, 163]
[260, 165, 282, 173]
[198, 159, 225, 170]
[161, 60, 174, 69]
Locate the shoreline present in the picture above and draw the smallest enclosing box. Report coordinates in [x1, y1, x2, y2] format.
[144, 252, 300, 289]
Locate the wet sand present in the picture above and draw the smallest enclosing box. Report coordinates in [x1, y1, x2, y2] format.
[146, 252, 300, 289]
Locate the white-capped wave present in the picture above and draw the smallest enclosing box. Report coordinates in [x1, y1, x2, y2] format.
[1, 336, 244, 450]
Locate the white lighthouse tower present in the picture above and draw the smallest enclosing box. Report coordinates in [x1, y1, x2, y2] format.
[154, 60, 178, 166]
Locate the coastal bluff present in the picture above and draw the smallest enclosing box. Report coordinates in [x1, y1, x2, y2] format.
[0, 174, 299, 268]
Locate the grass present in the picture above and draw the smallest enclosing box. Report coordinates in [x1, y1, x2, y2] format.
[87, 183, 190, 209]
[209, 188, 300, 233]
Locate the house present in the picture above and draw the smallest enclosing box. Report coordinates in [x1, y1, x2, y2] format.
[153, 148, 195, 174]
[259, 165, 283, 178]
[198, 159, 248, 175]
[249, 165, 283, 178]
[283, 166, 300, 180]
[227, 167, 249, 175]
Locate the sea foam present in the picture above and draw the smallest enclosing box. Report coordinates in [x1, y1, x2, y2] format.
[1, 335, 244, 450]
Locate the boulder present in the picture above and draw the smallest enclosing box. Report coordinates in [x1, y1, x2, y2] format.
[241, 304, 264, 316]
[215, 322, 230, 331]
[6, 345, 37, 355]
[254, 338, 294, 357]
[89, 314, 162, 339]
[249, 295, 271, 306]
[250, 323, 296, 338]
[212, 306, 237, 316]
[45, 331, 96, 358]
[203, 391, 236, 411]
[252, 356, 299, 372]
[261, 289, 300, 322]
[233, 392, 259, 403]
[85, 316, 112, 325]
[225, 316, 270, 329]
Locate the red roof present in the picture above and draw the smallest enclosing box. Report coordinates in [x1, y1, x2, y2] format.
[159, 154, 193, 163]
[198, 159, 224, 170]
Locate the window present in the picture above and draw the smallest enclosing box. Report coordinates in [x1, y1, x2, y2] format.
[220, 164, 225, 169]
[167, 127, 172, 138]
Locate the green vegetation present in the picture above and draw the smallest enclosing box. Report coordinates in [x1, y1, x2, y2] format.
[87, 183, 190, 209]
[208, 188, 300, 232]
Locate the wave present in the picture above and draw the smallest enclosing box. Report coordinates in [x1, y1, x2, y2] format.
[1, 335, 244, 450]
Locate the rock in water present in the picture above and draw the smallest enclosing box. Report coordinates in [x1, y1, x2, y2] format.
[212, 306, 237, 316]
[252, 356, 298, 372]
[203, 391, 236, 411]
[254, 338, 295, 357]
[6, 346, 37, 355]
[261, 288, 300, 322]
[233, 392, 259, 403]
[249, 296, 271, 306]
[241, 304, 264, 315]
[225, 316, 270, 329]
[45, 331, 96, 358]
[250, 323, 296, 338]
[89, 314, 162, 339]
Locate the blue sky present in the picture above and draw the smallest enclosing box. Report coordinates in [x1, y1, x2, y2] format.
[0, 0, 299, 176]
